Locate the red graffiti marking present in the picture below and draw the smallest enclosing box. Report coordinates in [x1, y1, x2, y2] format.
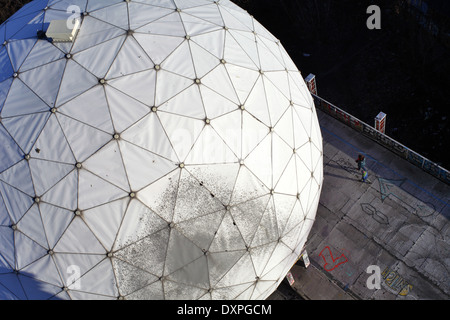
[319, 246, 348, 272]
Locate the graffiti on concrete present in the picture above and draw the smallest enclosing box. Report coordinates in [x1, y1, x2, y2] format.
[378, 178, 435, 219]
[319, 246, 348, 272]
[381, 266, 413, 296]
[335, 158, 358, 175]
[361, 203, 389, 225]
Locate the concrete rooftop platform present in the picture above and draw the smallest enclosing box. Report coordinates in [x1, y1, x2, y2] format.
[284, 108, 450, 300]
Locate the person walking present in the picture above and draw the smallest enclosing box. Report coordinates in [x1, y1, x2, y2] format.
[361, 168, 368, 183]
[356, 154, 366, 170]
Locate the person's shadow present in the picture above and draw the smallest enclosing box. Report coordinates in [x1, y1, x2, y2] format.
[0, 266, 63, 300]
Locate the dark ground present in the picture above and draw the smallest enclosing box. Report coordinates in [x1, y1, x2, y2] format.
[236, 0, 450, 169]
[1, 0, 450, 168]
[0, 0, 31, 23]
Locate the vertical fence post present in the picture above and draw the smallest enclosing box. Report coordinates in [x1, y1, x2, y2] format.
[305, 74, 317, 95]
[375, 112, 387, 134]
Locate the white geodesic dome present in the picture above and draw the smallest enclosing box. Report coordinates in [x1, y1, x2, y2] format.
[0, 0, 323, 300]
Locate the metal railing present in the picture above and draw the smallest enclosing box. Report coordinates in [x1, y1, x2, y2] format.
[312, 93, 450, 185]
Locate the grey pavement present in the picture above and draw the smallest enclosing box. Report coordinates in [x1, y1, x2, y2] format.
[282, 108, 450, 300]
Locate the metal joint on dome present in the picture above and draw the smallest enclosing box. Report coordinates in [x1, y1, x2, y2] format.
[151, 106, 158, 112]
[74, 209, 82, 217]
[24, 154, 31, 161]
[129, 192, 136, 198]
[50, 107, 57, 114]
[113, 133, 120, 140]
[34, 197, 41, 204]
[75, 162, 82, 169]
[11, 224, 17, 231]
[154, 64, 161, 71]
[194, 78, 201, 85]
[65, 53, 72, 59]
[179, 163, 185, 169]
[99, 78, 106, 85]
[13, 72, 18, 78]
[205, 118, 211, 125]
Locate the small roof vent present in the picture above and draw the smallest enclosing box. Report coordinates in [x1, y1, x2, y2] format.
[46, 19, 80, 42]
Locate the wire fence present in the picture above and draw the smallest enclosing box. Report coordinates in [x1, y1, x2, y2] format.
[311, 93, 450, 186]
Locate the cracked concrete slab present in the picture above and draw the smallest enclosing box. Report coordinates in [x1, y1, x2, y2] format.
[285, 109, 450, 300]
